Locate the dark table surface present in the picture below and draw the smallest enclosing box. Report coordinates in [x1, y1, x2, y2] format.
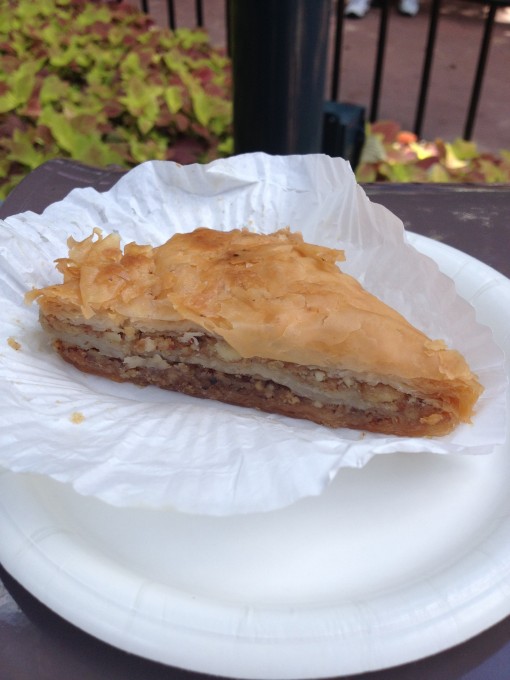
[1, 159, 510, 680]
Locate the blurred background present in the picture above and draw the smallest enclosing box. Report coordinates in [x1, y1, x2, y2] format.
[132, 0, 510, 153]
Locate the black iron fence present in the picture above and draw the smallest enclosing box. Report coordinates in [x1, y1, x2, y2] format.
[133, 0, 507, 163]
[140, 0, 206, 30]
[346, 0, 509, 140]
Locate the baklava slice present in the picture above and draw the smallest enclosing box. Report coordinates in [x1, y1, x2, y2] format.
[26, 227, 483, 436]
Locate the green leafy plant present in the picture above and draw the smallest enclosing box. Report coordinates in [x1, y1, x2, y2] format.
[0, 0, 233, 198]
[356, 121, 510, 183]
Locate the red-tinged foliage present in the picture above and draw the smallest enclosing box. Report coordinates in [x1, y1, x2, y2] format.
[0, 0, 233, 198]
[356, 121, 510, 184]
[396, 131, 417, 145]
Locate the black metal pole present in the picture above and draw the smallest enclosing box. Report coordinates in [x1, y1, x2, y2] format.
[463, 2, 496, 140]
[414, 0, 441, 137]
[330, 0, 344, 102]
[195, 0, 204, 27]
[230, 0, 331, 155]
[167, 0, 176, 30]
[369, 0, 390, 123]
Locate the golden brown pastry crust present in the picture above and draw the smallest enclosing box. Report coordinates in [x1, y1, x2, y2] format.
[27, 227, 483, 436]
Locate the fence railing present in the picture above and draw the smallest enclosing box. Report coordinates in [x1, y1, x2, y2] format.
[134, 0, 507, 160]
[139, 0, 206, 30]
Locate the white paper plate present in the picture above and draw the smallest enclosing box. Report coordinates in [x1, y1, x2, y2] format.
[1, 234, 510, 679]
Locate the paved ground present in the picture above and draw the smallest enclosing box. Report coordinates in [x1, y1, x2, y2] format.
[337, 0, 510, 153]
[136, 0, 510, 153]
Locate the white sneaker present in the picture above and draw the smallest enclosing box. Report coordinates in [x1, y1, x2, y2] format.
[344, 0, 370, 18]
[398, 0, 419, 16]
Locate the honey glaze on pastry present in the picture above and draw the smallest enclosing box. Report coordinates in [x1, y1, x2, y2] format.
[26, 227, 483, 436]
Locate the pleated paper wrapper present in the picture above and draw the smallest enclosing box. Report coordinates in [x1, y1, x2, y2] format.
[0, 154, 507, 515]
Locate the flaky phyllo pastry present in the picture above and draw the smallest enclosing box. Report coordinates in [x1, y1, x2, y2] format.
[26, 227, 483, 436]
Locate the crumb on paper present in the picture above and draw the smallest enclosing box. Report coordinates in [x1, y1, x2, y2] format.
[70, 411, 85, 424]
[7, 337, 21, 351]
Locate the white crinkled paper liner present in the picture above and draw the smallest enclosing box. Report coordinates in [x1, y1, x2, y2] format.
[0, 153, 507, 515]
